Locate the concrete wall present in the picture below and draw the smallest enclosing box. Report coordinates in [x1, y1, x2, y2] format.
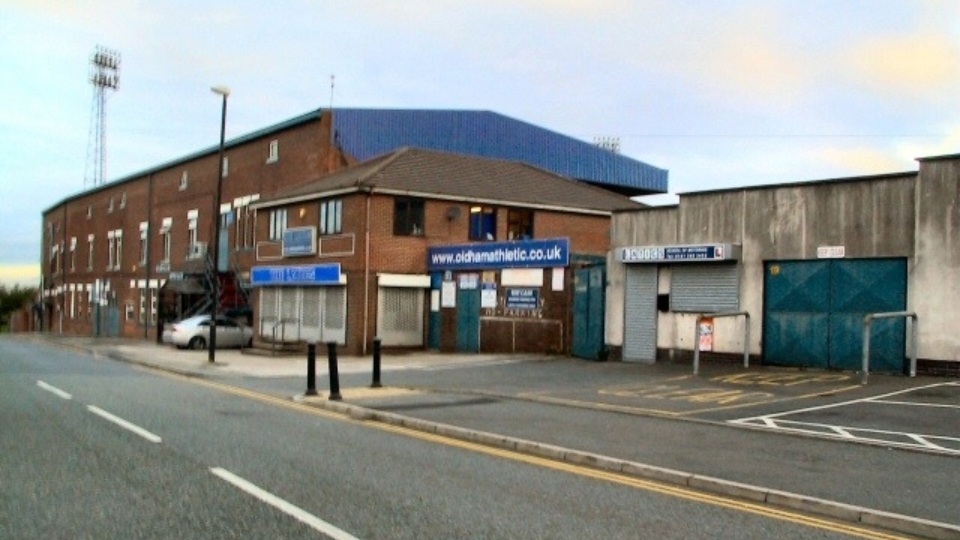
[607, 173, 945, 361]
[913, 159, 960, 360]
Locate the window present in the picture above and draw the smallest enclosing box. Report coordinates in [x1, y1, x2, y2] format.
[106, 229, 122, 270]
[162, 231, 171, 262]
[160, 218, 172, 262]
[115, 231, 122, 270]
[120, 193, 127, 209]
[108, 198, 114, 213]
[69, 237, 77, 271]
[87, 206, 92, 219]
[236, 204, 252, 248]
[269, 208, 287, 241]
[394, 197, 424, 236]
[139, 288, 148, 324]
[187, 210, 199, 257]
[107, 233, 116, 269]
[233, 194, 258, 249]
[319, 198, 342, 235]
[49, 244, 60, 274]
[469, 206, 497, 241]
[267, 140, 279, 163]
[507, 208, 534, 240]
[222, 156, 229, 178]
[139, 222, 148, 265]
[179, 171, 189, 191]
[87, 235, 94, 270]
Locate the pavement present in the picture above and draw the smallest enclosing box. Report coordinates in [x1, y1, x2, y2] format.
[12, 333, 960, 540]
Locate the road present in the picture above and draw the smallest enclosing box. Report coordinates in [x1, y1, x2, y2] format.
[1, 339, 919, 539]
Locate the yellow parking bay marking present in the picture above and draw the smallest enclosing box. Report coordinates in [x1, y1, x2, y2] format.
[710, 372, 853, 386]
[583, 373, 863, 416]
[157, 371, 914, 540]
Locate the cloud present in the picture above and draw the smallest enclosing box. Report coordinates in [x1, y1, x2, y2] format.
[896, 124, 960, 160]
[0, 264, 40, 288]
[845, 34, 960, 103]
[819, 146, 910, 176]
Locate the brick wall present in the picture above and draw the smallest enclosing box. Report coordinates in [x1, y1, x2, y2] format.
[41, 113, 340, 338]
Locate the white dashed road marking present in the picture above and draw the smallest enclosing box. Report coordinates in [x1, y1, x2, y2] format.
[37, 380, 73, 400]
[211, 467, 361, 540]
[87, 405, 163, 443]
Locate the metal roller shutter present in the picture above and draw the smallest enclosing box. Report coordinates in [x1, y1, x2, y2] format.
[670, 264, 740, 313]
[623, 265, 657, 363]
[300, 288, 321, 344]
[322, 287, 347, 345]
[378, 287, 424, 346]
[258, 287, 279, 339]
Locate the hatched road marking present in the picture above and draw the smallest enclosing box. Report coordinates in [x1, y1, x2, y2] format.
[730, 382, 960, 455]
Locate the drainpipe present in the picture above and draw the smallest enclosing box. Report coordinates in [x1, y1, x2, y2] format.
[362, 187, 371, 355]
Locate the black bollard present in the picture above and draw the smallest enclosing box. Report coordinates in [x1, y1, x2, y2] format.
[327, 341, 342, 401]
[305, 342, 318, 396]
[371, 337, 382, 388]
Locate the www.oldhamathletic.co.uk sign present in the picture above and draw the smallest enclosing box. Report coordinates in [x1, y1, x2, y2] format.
[428, 238, 570, 270]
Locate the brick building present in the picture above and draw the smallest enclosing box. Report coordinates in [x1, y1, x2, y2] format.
[39, 108, 668, 354]
[250, 147, 643, 355]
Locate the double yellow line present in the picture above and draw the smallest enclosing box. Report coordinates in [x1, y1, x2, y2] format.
[166, 371, 914, 540]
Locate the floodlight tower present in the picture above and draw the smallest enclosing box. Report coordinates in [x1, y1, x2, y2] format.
[85, 46, 120, 188]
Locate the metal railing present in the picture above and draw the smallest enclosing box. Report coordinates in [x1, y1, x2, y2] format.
[259, 316, 300, 355]
[862, 311, 918, 385]
[693, 311, 751, 375]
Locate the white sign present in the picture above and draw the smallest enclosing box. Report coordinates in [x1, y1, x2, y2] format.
[481, 288, 497, 309]
[551, 267, 565, 291]
[817, 246, 845, 259]
[441, 281, 456, 308]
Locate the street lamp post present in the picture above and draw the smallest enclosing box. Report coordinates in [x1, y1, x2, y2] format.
[209, 85, 229, 363]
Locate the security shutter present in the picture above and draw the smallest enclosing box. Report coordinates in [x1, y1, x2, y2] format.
[278, 287, 301, 342]
[378, 287, 424, 346]
[300, 288, 321, 344]
[670, 264, 740, 313]
[623, 265, 657, 363]
[321, 286, 347, 345]
[258, 287, 279, 339]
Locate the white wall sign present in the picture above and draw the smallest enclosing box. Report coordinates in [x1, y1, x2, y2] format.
[441, 281, 456, 308]
[817, 246, 846, 259]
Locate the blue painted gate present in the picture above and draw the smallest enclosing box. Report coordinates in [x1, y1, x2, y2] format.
[572, 266, 606, 360]
[456, 289, 480, 352]
[763, 258, 906, 372]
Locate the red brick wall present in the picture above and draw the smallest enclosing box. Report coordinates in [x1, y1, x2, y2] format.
[250, 192, 612, 355]
[41, 113, 341, 338]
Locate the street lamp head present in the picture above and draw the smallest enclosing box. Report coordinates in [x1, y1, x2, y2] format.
[210, 85, 230, 97]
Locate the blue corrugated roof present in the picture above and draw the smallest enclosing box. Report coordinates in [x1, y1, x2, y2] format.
[333, 109, 668, 195]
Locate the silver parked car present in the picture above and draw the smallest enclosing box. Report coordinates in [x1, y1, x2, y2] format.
[163, 314, 253, 350]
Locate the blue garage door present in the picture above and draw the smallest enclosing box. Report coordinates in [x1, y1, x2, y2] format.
[763, 259, 906, 372]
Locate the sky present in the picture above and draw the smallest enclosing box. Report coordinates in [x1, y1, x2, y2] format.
[3, 0, 960, 288]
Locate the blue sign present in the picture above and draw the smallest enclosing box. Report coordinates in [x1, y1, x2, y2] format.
[505, 288, 539, 310]
[251, 264, 341, 286]
[282, 227, 316, 257]
[428, 238, 570, 270]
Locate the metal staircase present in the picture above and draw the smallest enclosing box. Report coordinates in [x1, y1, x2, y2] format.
[179, 253, 250, 320]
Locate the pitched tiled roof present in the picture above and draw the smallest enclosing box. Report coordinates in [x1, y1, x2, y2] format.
[256, 147, 645, 214]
